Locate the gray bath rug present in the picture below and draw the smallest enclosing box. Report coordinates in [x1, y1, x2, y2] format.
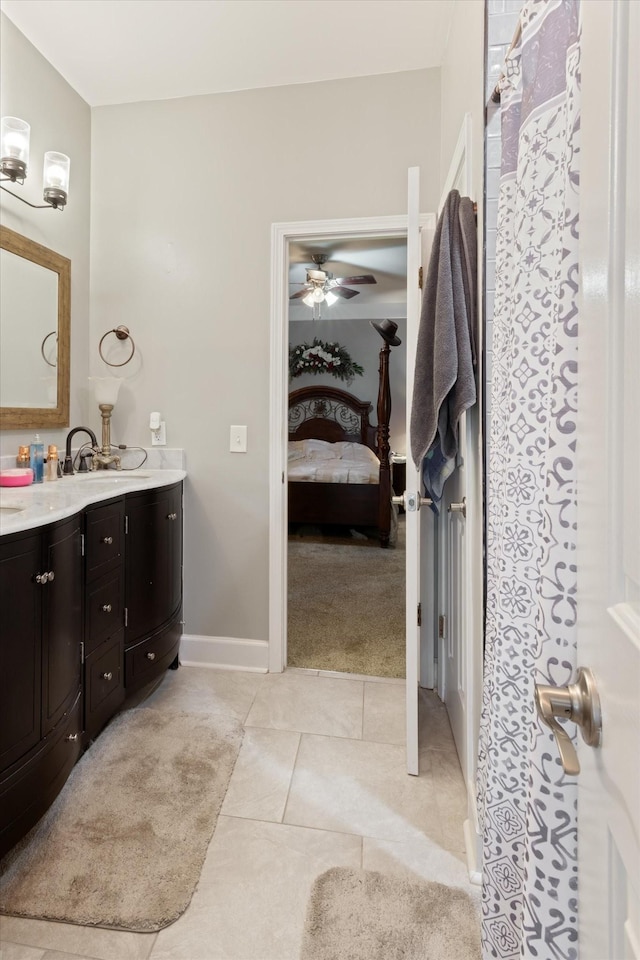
[0, 706, 243, 932]
[300, 866, 481, 960]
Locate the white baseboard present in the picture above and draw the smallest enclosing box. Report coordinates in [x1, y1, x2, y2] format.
[463, 817, 482, 886]
[179, 634, 269, 673]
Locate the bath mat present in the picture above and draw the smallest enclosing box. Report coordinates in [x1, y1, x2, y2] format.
[300, 866, 481, 960]
[0, 705, 243, 931]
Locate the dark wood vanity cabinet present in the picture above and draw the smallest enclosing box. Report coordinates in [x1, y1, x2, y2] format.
[0, 514, 83, 858]
[124, 483, 183, 692]
[0, 480, 183, 859]
[83, 498, 126, 742]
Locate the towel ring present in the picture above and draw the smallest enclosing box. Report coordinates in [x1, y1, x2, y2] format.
[41, 331, 57, 367]
[99, 325, 136, 367]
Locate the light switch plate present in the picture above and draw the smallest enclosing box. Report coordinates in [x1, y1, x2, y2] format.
[230, 425, 247, 453]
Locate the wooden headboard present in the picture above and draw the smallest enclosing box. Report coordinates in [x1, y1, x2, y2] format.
[288, 386, 377, 453]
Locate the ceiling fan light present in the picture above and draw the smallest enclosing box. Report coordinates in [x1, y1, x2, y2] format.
[302, 292, 315, 307]
[312, 287, 325, 303]
[324, 291, 338, 306]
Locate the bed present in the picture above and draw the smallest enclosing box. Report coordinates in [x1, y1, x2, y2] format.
[288, 383, 393, 547]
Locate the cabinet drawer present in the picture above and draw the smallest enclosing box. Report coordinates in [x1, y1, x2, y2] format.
[85, 499, 124, 581]
[85, 569, 123, 655]
[125, 615, 181, 692]
[0, 693, 82, 860]
[85, 632, 124, 741]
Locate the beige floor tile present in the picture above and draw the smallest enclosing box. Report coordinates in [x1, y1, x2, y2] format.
[42, 952, 106, 960]
[419, 687, 457, 751]
[244, 672, 363, 739]
[220, 727, 300, 822]
[0, 919, 155, 960]
[0, 942, 46, 960]
[362, 681, 405, 745]
[362, 836, 481, 903]
[150, 816, 361, 960]
[284, 734, 439, 842]
[143, 665, 264, 722]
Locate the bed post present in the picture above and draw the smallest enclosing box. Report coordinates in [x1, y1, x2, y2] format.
[376, 343, 392, 547]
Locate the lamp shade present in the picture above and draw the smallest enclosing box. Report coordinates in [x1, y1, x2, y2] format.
[89, 376, 122, 405]
[43, 151, 70, 206]
[1, 117, 30, 172]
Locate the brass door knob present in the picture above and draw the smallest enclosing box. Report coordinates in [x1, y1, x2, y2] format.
[534, 667, 602, 775]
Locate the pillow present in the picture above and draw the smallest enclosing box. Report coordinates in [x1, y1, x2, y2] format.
[301, 439, 336, 461]
[334, 441, 380, 465]
[288, 441, 306, 462]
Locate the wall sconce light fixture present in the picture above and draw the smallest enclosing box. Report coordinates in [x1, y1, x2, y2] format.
[0, 116, 70, 210]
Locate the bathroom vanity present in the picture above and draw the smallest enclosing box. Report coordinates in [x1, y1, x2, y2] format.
[0, 469, 185, 858]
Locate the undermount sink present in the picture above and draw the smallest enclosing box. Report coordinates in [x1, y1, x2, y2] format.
[74, 472, 152, 482]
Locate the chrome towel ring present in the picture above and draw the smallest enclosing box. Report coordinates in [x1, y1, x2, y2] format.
[98, 325, 136, 367]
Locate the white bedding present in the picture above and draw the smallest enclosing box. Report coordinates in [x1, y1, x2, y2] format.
[288, 438, 380, 484]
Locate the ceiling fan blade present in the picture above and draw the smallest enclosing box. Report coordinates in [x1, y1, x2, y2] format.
[335, 274, 377, 285]
[290, 288, 311, 300]
[330, 286, 359, 300]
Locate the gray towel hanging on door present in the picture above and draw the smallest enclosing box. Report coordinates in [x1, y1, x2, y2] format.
[409, 190, 477, 512]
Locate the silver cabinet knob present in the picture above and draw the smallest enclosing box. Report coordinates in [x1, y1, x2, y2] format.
[167, 512, 177, 521]
[65, 733, 79, 742]
[35, 572, 48, 584]
[101, 535, 113, 545]
[448, 498, 467, 519]
[101, 671, 113, 681]
[534, 667, 602, 775]
[102, 603, 112, 613]
[146, 651, 156, 661]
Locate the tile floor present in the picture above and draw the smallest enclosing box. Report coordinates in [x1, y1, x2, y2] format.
[0, 666, 480, 960]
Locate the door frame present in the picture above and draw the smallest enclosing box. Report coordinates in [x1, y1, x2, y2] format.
[269, 214, 432, 674]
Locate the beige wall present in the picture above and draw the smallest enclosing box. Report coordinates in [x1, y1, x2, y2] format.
[439, 0, 485, 204]
[91, 68, 441, 642]
[0, 13, 91, 456]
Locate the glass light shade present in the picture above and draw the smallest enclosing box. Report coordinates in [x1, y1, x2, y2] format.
[43, 151, 70, 205]
[324, 291, 338, 306]
[312, 287, 325, 303]
[302, 292, 315, 307]
[89, 376, 122, 406]
[1, 116, 30, 169]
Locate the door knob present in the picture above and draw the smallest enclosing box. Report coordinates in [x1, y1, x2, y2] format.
[448, 498, 466, 519]
[534, 667, 602, 775]
[391, 492, 433, 511]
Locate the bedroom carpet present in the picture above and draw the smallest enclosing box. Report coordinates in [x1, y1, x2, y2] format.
[300, 867, 481, 960]
[288, 518, 405, 677]
[0, 705, 243, 932]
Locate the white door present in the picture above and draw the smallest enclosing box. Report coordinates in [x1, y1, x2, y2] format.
[405, 166, 423, 776]
[577, 1, 640, 956]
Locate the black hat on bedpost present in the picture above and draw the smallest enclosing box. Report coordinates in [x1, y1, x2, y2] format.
[370, 319, 402, 347]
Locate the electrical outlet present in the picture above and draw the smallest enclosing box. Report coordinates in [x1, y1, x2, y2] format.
[151, 421, 166, 446]
[230, 425, 247, 453]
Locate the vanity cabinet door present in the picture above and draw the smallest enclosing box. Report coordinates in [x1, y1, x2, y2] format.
[0, 532, 42, 772]
[41, 515, 83, 737]
[125, 483, 182, 647]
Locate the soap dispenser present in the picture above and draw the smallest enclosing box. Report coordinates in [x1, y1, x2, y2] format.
[30, 434, 44, 483]
[46, 445, 59, 481]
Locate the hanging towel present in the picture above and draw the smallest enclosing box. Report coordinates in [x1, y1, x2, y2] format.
[409, 190, 477, 511]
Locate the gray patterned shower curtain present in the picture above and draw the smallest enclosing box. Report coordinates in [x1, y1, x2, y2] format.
[478, 2, 581, 958]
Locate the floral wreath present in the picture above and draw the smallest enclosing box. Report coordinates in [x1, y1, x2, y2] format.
[289, 338, 364, 385]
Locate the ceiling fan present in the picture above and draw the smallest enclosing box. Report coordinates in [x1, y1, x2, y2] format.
[290, 254, 377, 306]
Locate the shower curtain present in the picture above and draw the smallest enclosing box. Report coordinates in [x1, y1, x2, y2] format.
[478, 2, 581, 959]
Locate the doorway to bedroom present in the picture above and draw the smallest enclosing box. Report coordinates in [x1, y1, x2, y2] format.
[286, 234, 408, 678]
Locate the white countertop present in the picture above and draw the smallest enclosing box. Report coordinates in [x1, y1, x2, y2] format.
[0, 469, 186, 536]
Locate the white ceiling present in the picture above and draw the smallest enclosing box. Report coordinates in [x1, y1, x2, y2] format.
[0, 0, 455, 107]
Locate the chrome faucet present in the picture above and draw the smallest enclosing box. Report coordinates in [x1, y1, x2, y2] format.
[63, 427, 98, 475]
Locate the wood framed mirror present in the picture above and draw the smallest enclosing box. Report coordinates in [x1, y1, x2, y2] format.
[0, 225, 70, 429]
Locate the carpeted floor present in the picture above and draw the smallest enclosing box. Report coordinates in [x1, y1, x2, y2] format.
[300, 867, 481, 960]
[0, 705, 243, 932]
[288, 518, 405, 677]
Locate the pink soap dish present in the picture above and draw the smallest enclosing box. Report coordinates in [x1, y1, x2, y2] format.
[0, 468, 34, 487]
